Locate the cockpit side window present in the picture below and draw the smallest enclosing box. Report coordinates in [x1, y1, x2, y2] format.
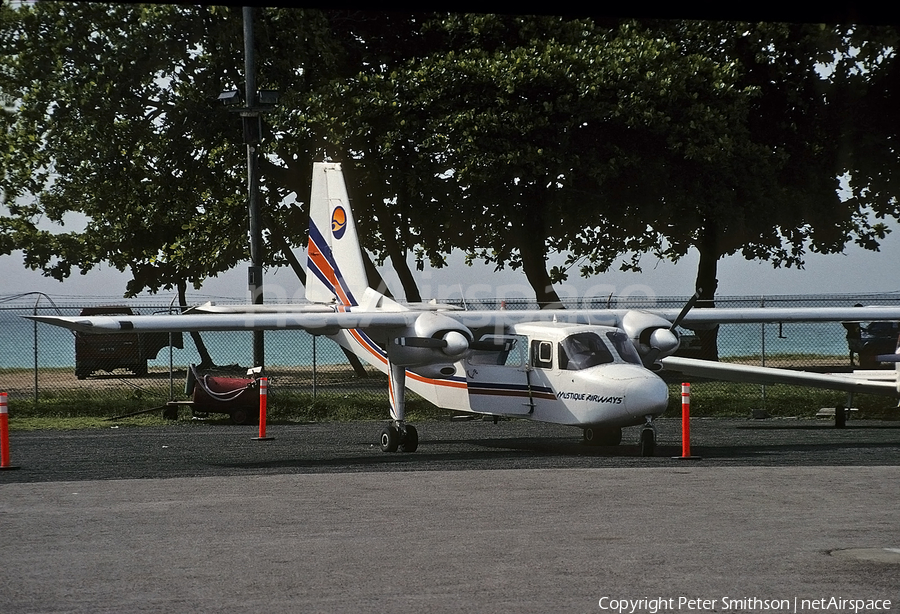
[558, 332, 614, 370]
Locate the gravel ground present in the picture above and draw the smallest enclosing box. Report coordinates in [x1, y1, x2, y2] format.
[2, 417, 899, 614]
[2, 417, 899, 483]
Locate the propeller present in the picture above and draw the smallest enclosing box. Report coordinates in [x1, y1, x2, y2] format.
[393, 337, 445, 349]
[641, 289, 702, 369]
[671, 288, 702, 331]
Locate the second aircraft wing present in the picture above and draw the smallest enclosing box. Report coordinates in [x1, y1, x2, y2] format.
[660, 356, 900, 398]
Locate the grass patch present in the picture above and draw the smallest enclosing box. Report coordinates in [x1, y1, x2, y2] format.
[8, 390, 166, 419]
[5, 378, 899, 431]
[12, 414, 174, 432]
[265, 391, 446, 424]
[670, 382, 899, 419]
[6, 388, 449, 431]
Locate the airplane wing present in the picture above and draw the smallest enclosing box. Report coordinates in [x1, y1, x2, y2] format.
[670, 306, 900, 325]
[182, 304, 900, 326]
[28, 304, 900, 354]
[26, 311, 420, 335]
[660, 356, 900, 398]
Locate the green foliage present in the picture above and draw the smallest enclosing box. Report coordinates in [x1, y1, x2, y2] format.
[266, 391, 442, 423]
[9, 382, 897, 431]
[667, 382, 899, 419]
[1, 3, 250, 294]
[1, 7, 897, 304]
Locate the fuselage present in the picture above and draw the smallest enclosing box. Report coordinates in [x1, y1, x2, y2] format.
[330, 320, 670, 429]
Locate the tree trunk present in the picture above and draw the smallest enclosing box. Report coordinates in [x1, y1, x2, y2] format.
[513, 194, 562, 309]
[519, 239, 563, 308]
[378, 215, 421, 302]
[692, 220, 720, 361]
[265, 214, 307, 286]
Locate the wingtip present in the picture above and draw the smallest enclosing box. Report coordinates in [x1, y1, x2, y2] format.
[23, 315, 93, 331]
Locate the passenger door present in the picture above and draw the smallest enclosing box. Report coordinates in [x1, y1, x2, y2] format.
[463, 334, 535, 416]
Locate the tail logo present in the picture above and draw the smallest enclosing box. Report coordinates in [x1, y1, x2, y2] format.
[331, 206, 347, 239]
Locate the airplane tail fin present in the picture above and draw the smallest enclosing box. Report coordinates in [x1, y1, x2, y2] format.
[306, 162, 370, 306]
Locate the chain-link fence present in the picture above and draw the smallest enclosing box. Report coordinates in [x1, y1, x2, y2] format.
[2, 292, 899, 420]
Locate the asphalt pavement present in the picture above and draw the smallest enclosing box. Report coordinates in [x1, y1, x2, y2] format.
[1, 418, 899, 613]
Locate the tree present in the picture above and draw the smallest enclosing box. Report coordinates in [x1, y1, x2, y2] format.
[0, 5, 433, 301]
[3, 6, 897, 324]
[555, 20, 898, 312]
[1, 4, 249, 295]
[831, 25, 900, 235]
[306, 14, 681, 306]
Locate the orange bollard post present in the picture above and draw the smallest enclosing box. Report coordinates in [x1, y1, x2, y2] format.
[252, 377, 273, 441]
[1, 392, 21, 470]
[673, 383, 701, 460]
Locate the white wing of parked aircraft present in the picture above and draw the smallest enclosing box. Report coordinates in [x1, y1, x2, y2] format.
[27, 162, 900, 456]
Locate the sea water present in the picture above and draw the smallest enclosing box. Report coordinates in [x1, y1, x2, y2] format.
[0, 309, 350, 369]
[0, 307, 854, 370]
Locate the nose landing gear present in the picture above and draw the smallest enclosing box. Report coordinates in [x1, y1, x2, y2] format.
[640, 418, 657, 457]
[582, 425, 623, 447]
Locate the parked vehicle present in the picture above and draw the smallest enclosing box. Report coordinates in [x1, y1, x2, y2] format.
[844, 320, 900, 368]
[75, 306, 183, 379]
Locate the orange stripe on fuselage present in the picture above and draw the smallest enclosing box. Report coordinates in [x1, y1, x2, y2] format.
[345, 328, 467, 390]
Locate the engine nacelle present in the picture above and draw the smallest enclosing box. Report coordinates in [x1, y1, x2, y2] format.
[621, 310, 681, 362]
[387, 312, 472, 367]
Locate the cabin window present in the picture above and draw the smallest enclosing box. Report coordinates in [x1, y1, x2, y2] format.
[467, 335, 524, 366]
[530, 340, 553, 369]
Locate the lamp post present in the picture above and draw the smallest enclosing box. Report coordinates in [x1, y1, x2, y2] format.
[218, 6, 278, 369]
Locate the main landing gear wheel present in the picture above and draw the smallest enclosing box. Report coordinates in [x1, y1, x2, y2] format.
[640, 427, 656, 457]
[380, 425, 400, 452]
[380, 424, 419, 453]
[398, 425, 418, 453]
[582, 426, 622, 447]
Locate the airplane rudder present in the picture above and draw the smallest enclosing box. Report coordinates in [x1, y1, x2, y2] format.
[305, 162, 370, 306]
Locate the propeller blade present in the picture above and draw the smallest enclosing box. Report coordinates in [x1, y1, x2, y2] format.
[671, 288, 702, 331]
[641, 348, 660, 369]
[393, 337, 447, 349]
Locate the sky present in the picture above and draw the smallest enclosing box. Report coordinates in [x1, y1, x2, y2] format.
[2, 222, 899, 304]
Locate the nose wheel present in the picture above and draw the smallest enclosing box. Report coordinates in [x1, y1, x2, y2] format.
[380, 422, 419, 453]
[639, 421, 657, 457]
[582, 426, 622, 447]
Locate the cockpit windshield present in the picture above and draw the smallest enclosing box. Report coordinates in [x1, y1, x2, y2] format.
[605, 330, 642, 365]
[558, 332, 612, 370]
[558, 331, 641, 370]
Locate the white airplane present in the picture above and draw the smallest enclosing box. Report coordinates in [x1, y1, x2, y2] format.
[28, 162, 900, 456]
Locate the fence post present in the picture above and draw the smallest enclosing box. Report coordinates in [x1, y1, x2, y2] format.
[32, 295, 40, 408]
[760, 296, 768, 409]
